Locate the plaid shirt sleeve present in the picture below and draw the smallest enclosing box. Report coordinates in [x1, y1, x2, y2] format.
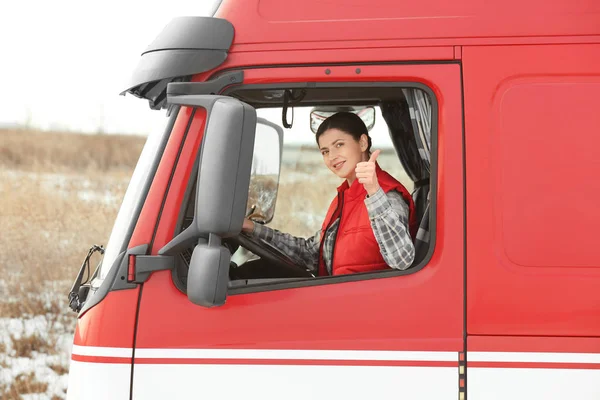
[252, 223, 320, 272]
[364, 187, 415, 270]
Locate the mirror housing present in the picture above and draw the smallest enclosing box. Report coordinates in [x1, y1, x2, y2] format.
[159, 94, 257, 307]
[310, 106, 376, 134]
[160, 95, 257, 255]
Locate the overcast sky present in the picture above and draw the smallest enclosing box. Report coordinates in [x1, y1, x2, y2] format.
[0, 0, 222, 134]
[0, 0, 392, 146]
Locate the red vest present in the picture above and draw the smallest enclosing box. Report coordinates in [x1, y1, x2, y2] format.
[318, 164, 417, 276]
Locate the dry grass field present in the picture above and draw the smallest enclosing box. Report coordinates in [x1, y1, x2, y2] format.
[0, 128, 144, 399]
[0, 127, 410, 399]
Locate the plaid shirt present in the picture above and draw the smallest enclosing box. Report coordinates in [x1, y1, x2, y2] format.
[252, 187, 415, 274]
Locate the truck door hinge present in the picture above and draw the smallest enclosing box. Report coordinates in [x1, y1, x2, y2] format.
[128, 255, 175, 284]
[459, 351, 466, 400]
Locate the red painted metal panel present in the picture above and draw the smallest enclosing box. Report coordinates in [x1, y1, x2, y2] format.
[191, 47, 456, 86]
[151, 109, 206, 255]
[71, 355, 132, 364]
[134, 358, 457, 367]
[129, 107, 193, 249]
[469, 336, 600, 354]
[73, 289, 140, 348]
[216, 0, 600, 49]
[464, 44, 600, 336]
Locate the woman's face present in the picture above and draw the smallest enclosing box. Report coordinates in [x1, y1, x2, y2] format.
[318, 128, 369, 182]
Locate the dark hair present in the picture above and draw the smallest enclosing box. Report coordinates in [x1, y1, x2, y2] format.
[315, 112, 372, 152]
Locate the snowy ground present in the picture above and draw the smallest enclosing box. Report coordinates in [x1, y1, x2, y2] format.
[0, 168, 126, 399]
[0, 313, 73, 399]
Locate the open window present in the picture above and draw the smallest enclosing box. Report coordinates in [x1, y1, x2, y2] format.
[170, 82, 436, 297]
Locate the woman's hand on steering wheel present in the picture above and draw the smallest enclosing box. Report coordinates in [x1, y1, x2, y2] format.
[242, 218, 255, 234]
[236, 217, 314, 278]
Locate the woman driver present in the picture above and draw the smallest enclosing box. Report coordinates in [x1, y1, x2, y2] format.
[242, 112, 417, 276]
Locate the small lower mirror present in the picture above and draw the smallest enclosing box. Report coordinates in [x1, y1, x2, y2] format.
[187, 238, 231, 307]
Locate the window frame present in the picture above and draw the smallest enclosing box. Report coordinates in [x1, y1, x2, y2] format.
[171, 80, 439, 295]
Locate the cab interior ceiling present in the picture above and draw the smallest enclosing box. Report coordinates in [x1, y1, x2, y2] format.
[226, 87, 404, 108]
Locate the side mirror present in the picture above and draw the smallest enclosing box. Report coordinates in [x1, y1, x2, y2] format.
[246, 118, 283, 224]
[310, 106, 376, 134]
[160, 94, 257, 307]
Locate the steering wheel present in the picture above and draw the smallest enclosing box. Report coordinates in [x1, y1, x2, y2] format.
[233, 227, 315, 278]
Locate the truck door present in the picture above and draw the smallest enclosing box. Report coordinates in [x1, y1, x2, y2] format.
[131, 63, 465, 400]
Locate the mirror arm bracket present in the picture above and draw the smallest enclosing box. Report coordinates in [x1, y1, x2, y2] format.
[167, 71, 244, 98]
[132, 255, 175, 283]
[159, 223, 203, 255]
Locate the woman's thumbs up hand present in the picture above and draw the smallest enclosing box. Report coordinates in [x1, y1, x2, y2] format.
[355, 149, 381, 196]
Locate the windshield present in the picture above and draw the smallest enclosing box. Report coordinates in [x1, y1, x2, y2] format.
[207, 0, 224, 16]
[93, 119, 170, 285]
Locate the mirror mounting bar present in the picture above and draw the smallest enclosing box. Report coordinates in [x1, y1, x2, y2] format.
[167, 71, 244, 97]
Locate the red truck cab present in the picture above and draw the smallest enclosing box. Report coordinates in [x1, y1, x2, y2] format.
[67, 0, 600, 399]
